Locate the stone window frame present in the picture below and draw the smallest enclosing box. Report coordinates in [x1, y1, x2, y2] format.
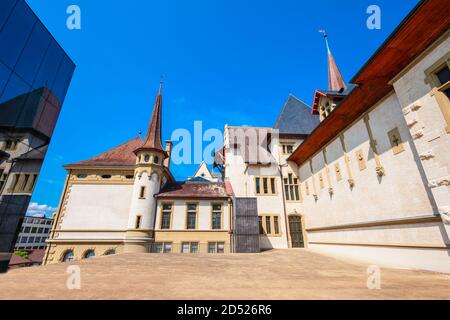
[258, 214, 282, 237]
[281, 143, 295, 155]
[159, 202, 174, 230]
[283, 173, 301, 202]
[210, 202, 223, 230]
[254, 176, 278, 196]
[185, 202, 199, 230]
[425, 51, 450, 133]
[207, 242, 225, 253]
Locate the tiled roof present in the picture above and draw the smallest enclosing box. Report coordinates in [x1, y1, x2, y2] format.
[8, 249, 45, 267]
[66, 137, 142, 167]
[157, 181, 232, 199]
[274, 95, 319, 135]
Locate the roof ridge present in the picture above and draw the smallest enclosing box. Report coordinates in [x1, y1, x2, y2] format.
[287, 94, 312, 109]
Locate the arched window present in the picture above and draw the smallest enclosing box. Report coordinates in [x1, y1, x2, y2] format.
[104, 249, 116, 256]
[144, 154, 150, 162]
[83, 250, 95, 259]
[153, 156, 159, 164]
[62, 250, 74, 262]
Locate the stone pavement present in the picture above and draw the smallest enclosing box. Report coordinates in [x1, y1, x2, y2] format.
[0, 249, 448, 299]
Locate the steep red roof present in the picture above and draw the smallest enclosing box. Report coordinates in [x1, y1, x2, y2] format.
[66, 137, 142, 167]
[327, 49, 347, 92]
[135, 82, 165, 154]
[157, 182, 232, 199]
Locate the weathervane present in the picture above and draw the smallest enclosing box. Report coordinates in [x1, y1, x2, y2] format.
[319, 29, 331, 53]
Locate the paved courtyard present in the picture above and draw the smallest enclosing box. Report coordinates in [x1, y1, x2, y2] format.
[0, 249, 449, 300]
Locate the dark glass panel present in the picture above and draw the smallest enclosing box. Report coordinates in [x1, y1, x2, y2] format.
[32, 41, 64, 96]
[0, 0, 35, 67]
[0, 0, 18, 32]
[0, 72, 31, 128]
[0, 61, 12, 96]
[15, 21, 51, 85]
[50, 55, 75, 106]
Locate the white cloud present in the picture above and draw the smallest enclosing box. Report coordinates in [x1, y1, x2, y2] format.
[26, 202, 57, 218]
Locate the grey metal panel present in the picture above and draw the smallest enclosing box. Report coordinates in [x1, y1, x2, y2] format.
[233, 198, 260, 253]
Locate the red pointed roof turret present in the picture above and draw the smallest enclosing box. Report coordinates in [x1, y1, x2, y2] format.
[134, 81, 166, 155]
[320, 30, 347, 92]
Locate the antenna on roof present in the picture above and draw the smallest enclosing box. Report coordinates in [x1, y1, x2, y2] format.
[319, 29, 331, 53]
[159, 74, 163, 94]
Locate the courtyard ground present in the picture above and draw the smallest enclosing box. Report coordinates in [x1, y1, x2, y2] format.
[0, 249, 448, 300]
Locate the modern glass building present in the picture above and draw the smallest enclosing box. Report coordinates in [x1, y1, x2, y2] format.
[0, 0, 75, 272]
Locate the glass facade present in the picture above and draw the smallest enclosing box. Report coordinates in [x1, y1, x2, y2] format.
[0, 0, 75, 272]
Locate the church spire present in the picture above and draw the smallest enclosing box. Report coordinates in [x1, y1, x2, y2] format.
[135, 81, 164, 153]
[319, 30, 347, 92]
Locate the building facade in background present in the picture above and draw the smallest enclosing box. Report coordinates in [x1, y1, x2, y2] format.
[14, 215, 54, 250]
[45, 0, 449, 273]
[0, 0, 75, 272]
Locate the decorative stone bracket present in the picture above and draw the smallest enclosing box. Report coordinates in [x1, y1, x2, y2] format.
[428, 175, 450, 188]
[419, 150, 435, 160]
[375, 166, 385, 177]
[347, 179, 355, 188]
[439, 206, 450, 225]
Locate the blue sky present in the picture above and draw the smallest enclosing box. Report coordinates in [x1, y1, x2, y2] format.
[25, 0, 419, 215]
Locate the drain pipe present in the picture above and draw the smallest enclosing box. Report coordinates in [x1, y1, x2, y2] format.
[278, 164, 290, 248]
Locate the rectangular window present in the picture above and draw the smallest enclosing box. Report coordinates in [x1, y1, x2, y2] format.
[9, 174, 19, 192]
[208, 242, 225, 253]
[181, 242, 199, 253]
[255, 177, 276, 195]
[163, 242, 172, 253]
[4, 140, 18, 151]
[425, 54, 450, 133]
[139, 186, 146, 199]
[208, 242, 216, 253]
[160, 203, 172, 229]
[255, 177, 261, 194]
[436, 65, 450, 98]
[263, 178, 268, 194]
[186, 204, 197, 229]
[190, 242, 198, 253]
[0, 169, 6, 191]
[260, 215, 281, 236]
[135, 216, 142, 229]
[273, 217, 279, 235]
[282, 144, 294, 154]
[284, 173, 300, 201]
[181, 242, 190, 253]
[150, 242, 163, 253]
[20, 174, 30, 191]
[265, 216, 271, 235]
[211, 204, 222, 229]
[258, 216, 263, 235]
[152, 243, 162, 253]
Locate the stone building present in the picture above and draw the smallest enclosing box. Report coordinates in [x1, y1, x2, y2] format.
[45, 0, 449, 273]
